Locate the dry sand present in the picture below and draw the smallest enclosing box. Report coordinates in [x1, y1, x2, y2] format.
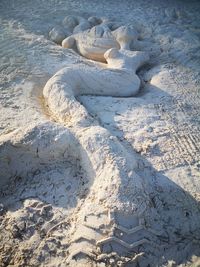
[0, 0, 200, 266]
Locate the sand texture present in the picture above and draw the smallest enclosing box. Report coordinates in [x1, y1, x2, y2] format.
[0, 0, 200, 266]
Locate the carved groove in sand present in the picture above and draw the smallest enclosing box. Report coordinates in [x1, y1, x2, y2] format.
[67, 210, 160, 264]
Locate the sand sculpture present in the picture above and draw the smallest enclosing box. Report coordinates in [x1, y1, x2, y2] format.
[1, 14, 200, 267]
[45, 19, 161, 264]
[49, 15, 137, 61]
[62, 25, 120, 62]
[62, 24, 137, 61]
[62, 25, 138, 62]
[43, 16, 200, 265]
[43, 48, 149, 125]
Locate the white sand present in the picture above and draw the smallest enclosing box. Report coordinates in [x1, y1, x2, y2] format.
[0, 0, 200, 266]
